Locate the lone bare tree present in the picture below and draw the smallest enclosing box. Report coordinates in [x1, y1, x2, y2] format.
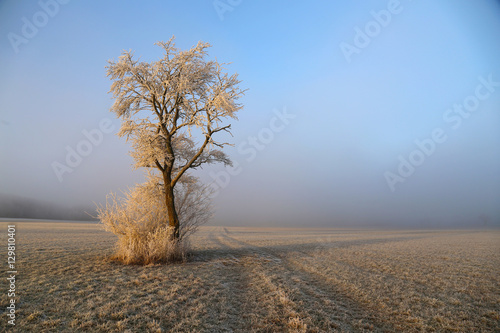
[106, 37, 244, 239]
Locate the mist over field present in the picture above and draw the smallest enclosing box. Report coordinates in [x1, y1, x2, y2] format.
[1, 1, 500, 228]
[0, 194, 95, 221]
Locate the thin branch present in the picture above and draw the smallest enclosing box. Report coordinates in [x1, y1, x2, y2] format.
[171, 136, 210, 187]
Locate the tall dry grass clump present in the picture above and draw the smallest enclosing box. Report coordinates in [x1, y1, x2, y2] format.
[97, 173, 212, 264]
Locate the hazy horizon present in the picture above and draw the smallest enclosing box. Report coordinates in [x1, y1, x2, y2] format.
[1, 1, 500, 228]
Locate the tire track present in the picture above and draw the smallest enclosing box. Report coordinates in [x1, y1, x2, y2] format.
[207, 226, 312, 331]
[198, 227, 254, 331]
[215, 227, 310, 331]
[215, 227, 395, 332]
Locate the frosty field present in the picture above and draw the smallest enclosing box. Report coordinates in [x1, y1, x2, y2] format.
[1, 221, 499, 332]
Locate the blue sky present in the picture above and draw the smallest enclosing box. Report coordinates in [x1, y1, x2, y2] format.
[1, 0, 499, 227]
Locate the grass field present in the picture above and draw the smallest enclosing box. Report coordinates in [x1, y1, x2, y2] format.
[1, 221, 499, 332]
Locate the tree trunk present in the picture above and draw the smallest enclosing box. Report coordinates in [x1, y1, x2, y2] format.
[163, 172, 180, 239]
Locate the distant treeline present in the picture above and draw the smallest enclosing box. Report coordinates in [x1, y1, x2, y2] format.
[0, 193, 97, 221]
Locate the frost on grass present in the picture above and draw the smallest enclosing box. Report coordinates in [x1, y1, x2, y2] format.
[3, 224, 499, 332]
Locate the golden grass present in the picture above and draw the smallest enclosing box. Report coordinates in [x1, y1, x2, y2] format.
[110, 226, 188, 265]
[0, 222, 498, 332]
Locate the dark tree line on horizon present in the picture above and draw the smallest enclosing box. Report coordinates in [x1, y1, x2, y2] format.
[0, 193, 96, 221]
